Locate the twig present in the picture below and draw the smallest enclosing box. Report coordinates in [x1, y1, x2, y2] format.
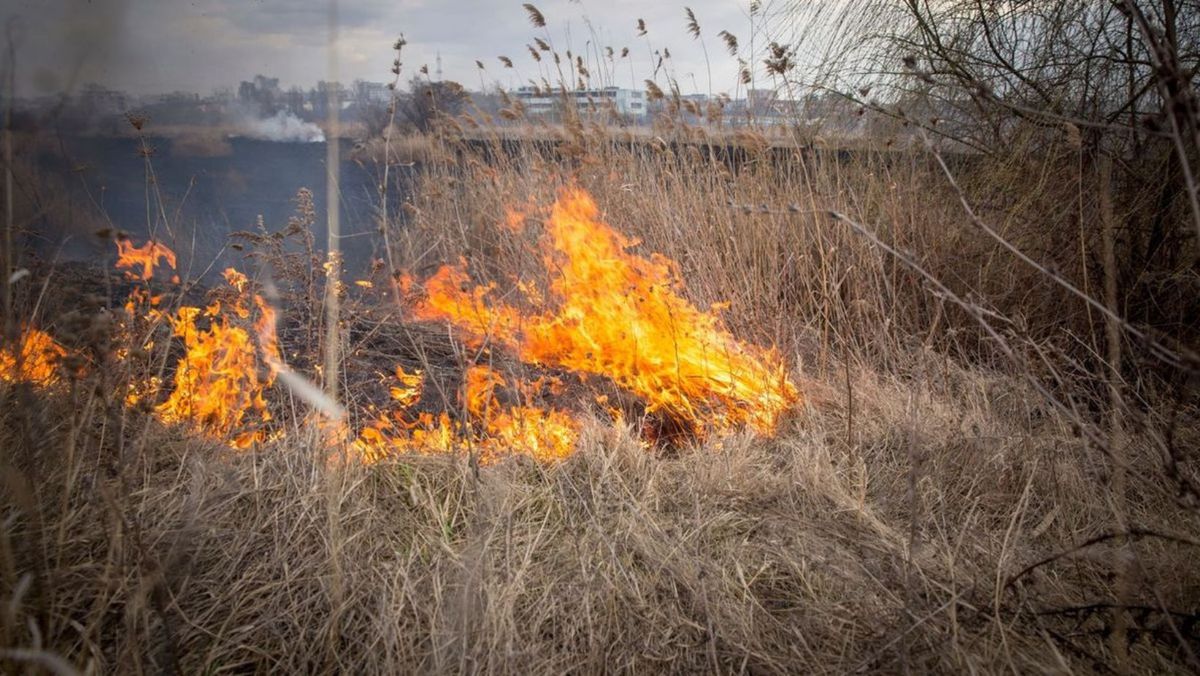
[1005, 528, 1200, 591]
[921, 130, 1200, 374]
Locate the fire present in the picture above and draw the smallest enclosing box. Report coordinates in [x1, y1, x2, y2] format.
[3, 241, 280, 451]
[354, 363, 578, 463]
[7, 187, 800, 465]
[0, 328, 67, 385]
[461, 365, 578, 461]
[355, 366, 453, 463]
[388, 365, 424, 408]
[408, 187, 798, 439]
[116, 238, 177, 281]
[156, 268, 277, 448]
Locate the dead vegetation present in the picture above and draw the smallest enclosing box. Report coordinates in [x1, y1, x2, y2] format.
[4, 350, 1195, 674]
[1, 125, 1197, 671]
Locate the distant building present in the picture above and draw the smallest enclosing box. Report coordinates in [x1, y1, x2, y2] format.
[747, 88, 776, 108]
[78, 84, 130, 116]
[510, 86, 647, 121]
[353, 80, 393, 105]
[312, 81, 351, 119]
[678, 93, 716, 120]
[156, 91, 201, 106]
[238, 75, 282, 111]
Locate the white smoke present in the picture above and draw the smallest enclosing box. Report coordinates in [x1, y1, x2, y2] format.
[237, 110, 325, 143]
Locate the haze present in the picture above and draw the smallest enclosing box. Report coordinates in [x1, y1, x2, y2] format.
[8, 0, 759, 97]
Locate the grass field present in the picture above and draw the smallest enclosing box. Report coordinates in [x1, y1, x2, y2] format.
[1, 126, 1196, 673]
[4, 2, 1200, 672]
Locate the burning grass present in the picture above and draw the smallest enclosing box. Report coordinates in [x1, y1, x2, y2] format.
[2, 185, 803, 466]
[0, 328, 67, 385]
[406, 187, 798, 441]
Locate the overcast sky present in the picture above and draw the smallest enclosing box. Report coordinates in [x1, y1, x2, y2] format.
[7, 0, 790, 97]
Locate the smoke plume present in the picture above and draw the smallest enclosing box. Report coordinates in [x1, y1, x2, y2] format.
[237, 110, 326, 143]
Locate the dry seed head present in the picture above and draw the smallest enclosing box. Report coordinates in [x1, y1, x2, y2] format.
[718, 30, 738, 56]
[522, 3, 546, 28]
[1063, 122, 1082, 149]
[764, 42, 795, 75]
[685, 8, 701, 39]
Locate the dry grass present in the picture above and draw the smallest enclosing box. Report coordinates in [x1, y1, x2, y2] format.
[3, 62, 1200, 676]
[5, 349, 1195, 673]
[395, 128, 1198, 383]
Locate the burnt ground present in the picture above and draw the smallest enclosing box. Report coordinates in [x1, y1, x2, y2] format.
[14, 258, 674, 445]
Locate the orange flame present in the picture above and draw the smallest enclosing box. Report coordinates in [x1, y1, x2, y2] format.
[156, 268, 277, 448]
[7, 242, 281, 451]
[355, 366, 448, 462]
[115, 239, 177, 281]
[388, 365, 424, 408]
[462, 365, 578, 461]
[353, 363, 578, 463]
[0, 329, 67, 385]
[409, 187, 798, 439]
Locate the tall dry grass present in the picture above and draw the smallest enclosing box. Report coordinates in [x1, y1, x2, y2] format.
[6, 343, 1195, 673]
[2, 120, 1193, 672]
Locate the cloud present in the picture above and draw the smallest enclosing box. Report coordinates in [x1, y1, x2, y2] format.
[203, 0, 421, 37]
[11, 0, 760, 97]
